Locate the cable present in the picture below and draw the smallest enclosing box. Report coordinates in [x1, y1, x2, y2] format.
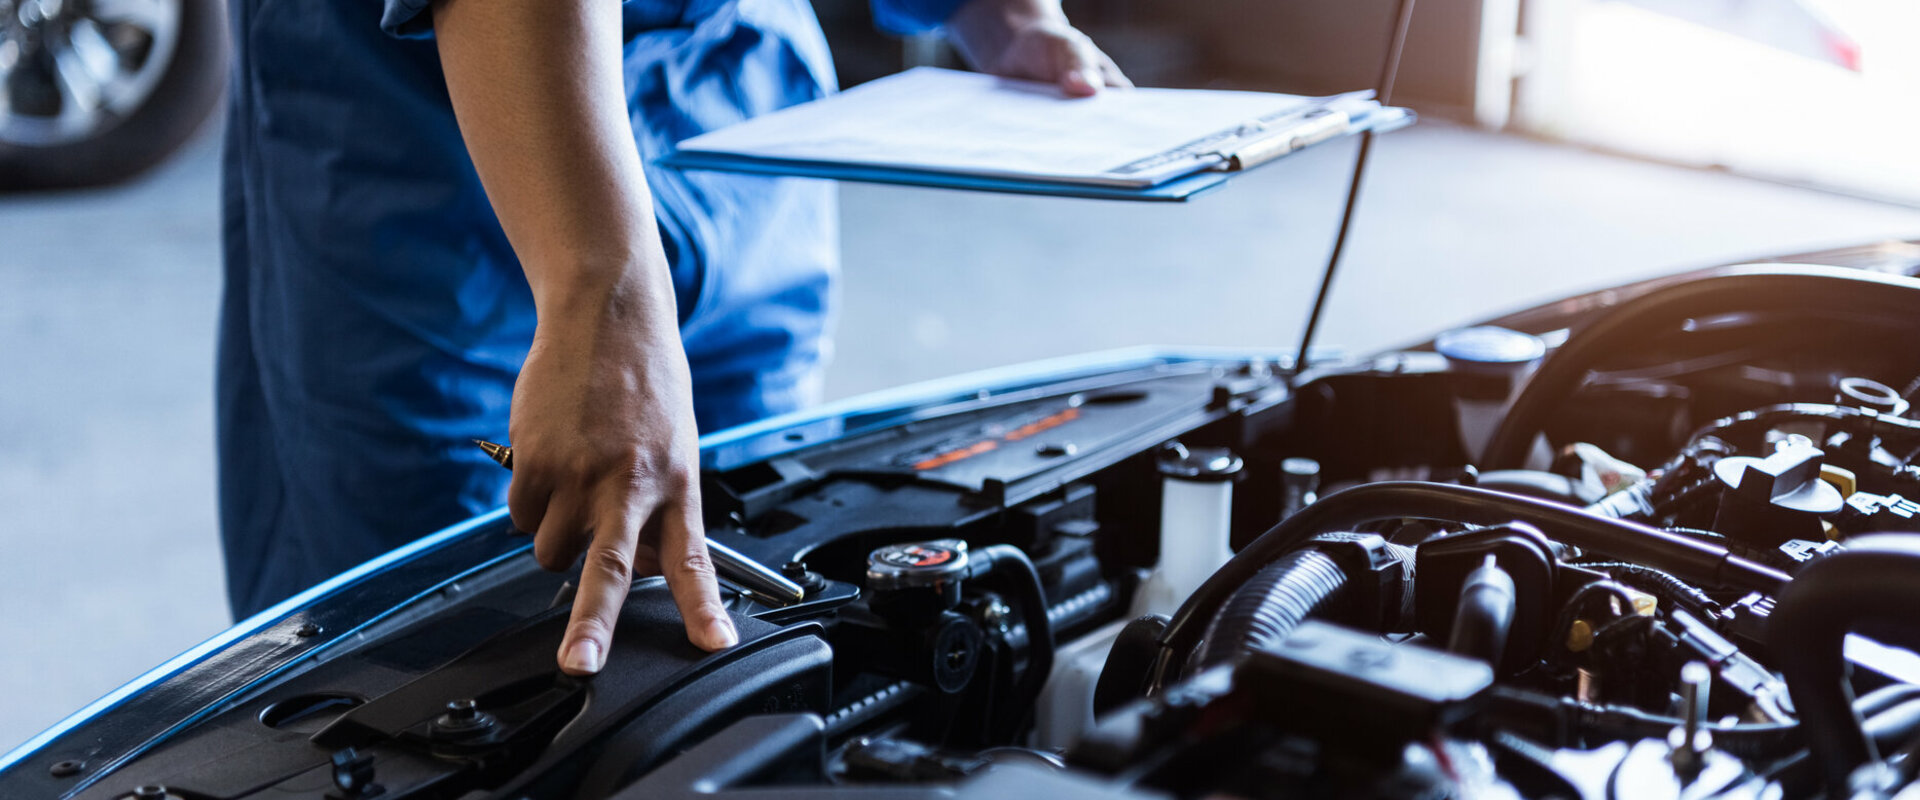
[1548, 580, 1638, 654]
[1570, 561, 1726, 621]
[1662, 526, 1728, 543]
[1487, 686, 1800, 759]
[1688, 402, 1920, 452]
[1291, 0, 1418, 373]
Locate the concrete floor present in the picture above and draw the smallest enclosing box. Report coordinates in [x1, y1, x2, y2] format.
[4, 122, 1919, 753]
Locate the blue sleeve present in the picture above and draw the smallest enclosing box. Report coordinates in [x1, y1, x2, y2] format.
[379, 0, 435, 39]
[871, 0, 969, 35]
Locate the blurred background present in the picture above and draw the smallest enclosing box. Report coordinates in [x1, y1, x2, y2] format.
[4, 0, 1920, 753]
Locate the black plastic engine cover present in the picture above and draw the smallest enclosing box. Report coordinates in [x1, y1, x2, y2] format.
[73, 582, 831, 800]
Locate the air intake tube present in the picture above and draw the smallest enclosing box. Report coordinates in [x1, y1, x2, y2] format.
[1191, 534, 1414, 668]
[1194, 549, 1349, 668]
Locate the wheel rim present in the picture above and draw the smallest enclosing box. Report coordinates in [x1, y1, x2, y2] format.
[0, 0, 182, 147]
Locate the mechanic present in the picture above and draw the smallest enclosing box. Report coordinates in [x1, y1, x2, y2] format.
[217, 0, 1128, 676]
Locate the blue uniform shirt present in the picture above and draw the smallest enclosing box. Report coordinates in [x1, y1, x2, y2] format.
[217, 0, 963, 617]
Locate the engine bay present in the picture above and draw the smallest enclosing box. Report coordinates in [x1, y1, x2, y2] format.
[12, 258, 1920, 799]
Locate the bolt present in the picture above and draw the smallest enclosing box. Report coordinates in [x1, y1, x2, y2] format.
[981, 599, 1012, 628]
[49, 759, 82, 778]
[130, 786, 168, 800]
[1669, 661, 1713, 780]
[331, 748, 376, 793]
[433, 698, 494, 737]
[781, 561, 808, 579]
[446, 699, 478, 722]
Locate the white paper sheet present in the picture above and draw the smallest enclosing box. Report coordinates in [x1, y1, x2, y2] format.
[674, 68, 1368, 188]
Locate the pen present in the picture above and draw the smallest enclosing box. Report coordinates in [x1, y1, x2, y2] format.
[473, 439, 806, 605]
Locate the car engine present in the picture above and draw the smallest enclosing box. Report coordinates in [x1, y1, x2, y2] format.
[9, 259, 1920, 799]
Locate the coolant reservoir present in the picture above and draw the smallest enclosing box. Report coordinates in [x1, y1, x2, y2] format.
[1132, 444, 1242, 617]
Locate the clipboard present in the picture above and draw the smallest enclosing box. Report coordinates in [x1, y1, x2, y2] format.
[659, 69, 1416, 203]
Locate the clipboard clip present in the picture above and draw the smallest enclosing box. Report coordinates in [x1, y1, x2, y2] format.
[1209, 108, 1354, 172]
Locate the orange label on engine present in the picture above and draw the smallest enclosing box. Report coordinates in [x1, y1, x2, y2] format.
[910, 407, 1082, 471]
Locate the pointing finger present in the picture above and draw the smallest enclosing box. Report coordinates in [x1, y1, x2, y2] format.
[557, 503, 641, 676]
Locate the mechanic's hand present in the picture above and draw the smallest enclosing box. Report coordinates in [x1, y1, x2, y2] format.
[946, 0, 1131, 97]
[507, 279, 738, 676]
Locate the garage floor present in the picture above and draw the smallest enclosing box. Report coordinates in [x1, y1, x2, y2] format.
[4, 121, 1919, 752]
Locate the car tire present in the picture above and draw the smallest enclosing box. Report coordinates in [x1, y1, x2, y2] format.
[0, 0, 227, 191]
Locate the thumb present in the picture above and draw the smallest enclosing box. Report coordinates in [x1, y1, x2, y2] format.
[1060, 67, 1101, 98]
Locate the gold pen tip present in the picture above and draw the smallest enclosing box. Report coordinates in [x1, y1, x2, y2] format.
[474, 439, 512, 468]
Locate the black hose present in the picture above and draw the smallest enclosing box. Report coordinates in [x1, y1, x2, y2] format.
[1476, 470, 1587, 504]
[1449, 557, 1516, 665]
[971, 544, 1054, 741]
[1770, 535, 1920, 795]
[1152, 482, 1790, 688]
[1571, 561, 1725, 621]
[1484, 266, 1920, 470]
[1194, 548, 1350, 668]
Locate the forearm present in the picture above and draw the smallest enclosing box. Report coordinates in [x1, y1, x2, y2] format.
[432, 0, 669, 317]
[431, 0, 731, 667]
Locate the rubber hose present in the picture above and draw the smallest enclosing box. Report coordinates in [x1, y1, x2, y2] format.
[1476, 470, 1586, 504]
[1483, 266, 1920, 470]
[972, 544, 1054, 741]
[1448, 557, 1516, 666]
[1770, 535, 1920, 795]
[1154, 482, 1790, 686]
[1194, 548, 1350, 668]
